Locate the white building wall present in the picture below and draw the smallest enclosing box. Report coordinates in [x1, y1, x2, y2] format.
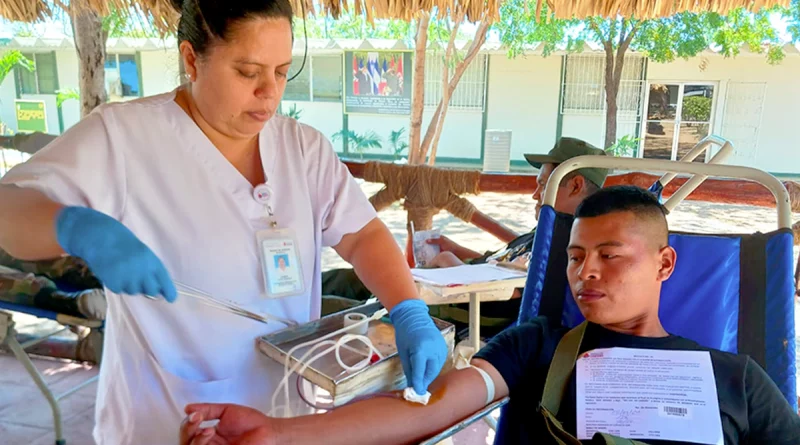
[56, 49, 81, 130]
[485, 54, 561, 160]
[140, 50, 181, 96]
[281, 100, 343, 145]
[646, 54, 800, 174]
[0, 68, 17, 130]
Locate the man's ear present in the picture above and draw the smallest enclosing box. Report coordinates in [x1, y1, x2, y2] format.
[568, 174, 586, 197]
[657, 246, 677, 282]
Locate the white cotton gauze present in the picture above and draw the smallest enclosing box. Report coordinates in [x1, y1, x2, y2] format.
[403, 387, 432, 405]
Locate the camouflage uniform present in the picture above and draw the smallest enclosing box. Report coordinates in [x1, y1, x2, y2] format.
[0, 250, 106, 364]
[0, 249, 102, 291]
[0, 249, 106, 320]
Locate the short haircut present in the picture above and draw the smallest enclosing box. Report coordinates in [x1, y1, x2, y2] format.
[575, 185, 668, 245]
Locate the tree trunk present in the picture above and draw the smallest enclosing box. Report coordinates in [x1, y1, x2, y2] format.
[408, 13, 430, 165]
[72, 9, 107, 118]
[602, 20, 638, 150]
[419, 18, 490, 164]
[603, 43, 618, 150]
[426, 10, 465, 166]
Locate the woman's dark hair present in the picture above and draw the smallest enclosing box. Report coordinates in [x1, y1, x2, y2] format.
[170, 0, 294, 56]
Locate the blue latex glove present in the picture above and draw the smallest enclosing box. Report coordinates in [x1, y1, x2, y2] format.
[55, 206, 177, 302]
[389, 299, 448, 394]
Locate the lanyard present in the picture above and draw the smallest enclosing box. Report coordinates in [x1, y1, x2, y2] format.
[253, 182, 277, 228]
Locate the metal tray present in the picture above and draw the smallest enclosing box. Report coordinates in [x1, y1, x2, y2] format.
[257, 302, 455, 406]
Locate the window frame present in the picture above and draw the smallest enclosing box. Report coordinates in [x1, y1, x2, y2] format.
[104, 52, 143, 99]
[15, 52, 59, 95]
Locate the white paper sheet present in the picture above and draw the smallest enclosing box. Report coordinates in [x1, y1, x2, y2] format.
[410, 263, 526, 287]
[576, 347, 724, 445]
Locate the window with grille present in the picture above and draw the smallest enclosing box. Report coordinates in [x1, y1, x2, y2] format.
[561, 54, 645, 115]
[284, 56, 311, 101]
[312, 55, 343, 102]
[15, 52, 58, 95]
[423, 53, 487, 110]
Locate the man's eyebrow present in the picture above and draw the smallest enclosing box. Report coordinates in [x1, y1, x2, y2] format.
[567, 241, 624, 250]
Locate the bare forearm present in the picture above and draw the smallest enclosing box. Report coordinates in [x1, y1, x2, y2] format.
[453, 245, 482, 261]
[341, 219, 418, 312]
[273, 368, 489, 445]
[0, 185, 66, 260]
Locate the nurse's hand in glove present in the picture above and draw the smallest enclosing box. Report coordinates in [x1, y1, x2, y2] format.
[389, 298, 448, 395]
[180, 404, 273, 445]
[55, 206, 177, 302]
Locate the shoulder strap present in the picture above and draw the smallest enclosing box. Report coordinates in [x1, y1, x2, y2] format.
[541, 321, 588, 415]
[538, 322, 650, 445]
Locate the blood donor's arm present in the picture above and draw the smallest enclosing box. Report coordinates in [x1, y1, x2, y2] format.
[180, 359, 509, 445]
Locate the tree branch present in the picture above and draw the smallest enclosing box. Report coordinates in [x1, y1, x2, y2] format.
[418, 16, 490, 163]
[408, 12, 430, 164]
[425, 7, 465, 165]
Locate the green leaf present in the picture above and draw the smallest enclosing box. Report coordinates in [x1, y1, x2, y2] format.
[56, 88, 81, 109]
[0, 50, 34, 85]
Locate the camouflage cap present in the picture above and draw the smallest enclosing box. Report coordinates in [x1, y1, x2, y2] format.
[524, 137, 610, 187]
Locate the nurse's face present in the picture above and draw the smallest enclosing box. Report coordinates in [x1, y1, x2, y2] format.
[188, 18, 293, 139]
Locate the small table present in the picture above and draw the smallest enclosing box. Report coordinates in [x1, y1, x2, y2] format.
[413, 266, 527, 358]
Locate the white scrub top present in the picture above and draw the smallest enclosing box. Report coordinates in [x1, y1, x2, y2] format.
[0, 90, 378, 444]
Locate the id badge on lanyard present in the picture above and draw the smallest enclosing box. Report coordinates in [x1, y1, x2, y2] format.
[254, 183, 305, 299]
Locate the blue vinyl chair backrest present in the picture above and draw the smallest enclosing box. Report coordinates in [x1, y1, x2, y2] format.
[518, 205, 797, 410]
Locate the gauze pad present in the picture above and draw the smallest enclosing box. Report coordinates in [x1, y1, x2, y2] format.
[403, 387, 432, 405]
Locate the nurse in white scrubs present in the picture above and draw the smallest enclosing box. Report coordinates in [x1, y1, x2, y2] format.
[0, 0, 447, 443]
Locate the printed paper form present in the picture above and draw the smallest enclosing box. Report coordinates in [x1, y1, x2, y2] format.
[410, 264, 527, 287]
[576, 347, 724, 445]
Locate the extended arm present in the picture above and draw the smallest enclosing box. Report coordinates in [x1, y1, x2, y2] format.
[0, 185, 65, 260]
[181, 359, 509, 445]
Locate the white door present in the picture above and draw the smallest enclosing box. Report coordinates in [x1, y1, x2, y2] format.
[639, 82, 717, 162]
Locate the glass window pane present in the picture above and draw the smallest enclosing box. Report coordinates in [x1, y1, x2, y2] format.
[681, 85, 714, 122]
[312, 55, 342, 102]
[646, 84, 679, 120]
[676, 123, 710, 162]
[16, 53, 37, 94]
[34, 53, 58, 94]
[283, 56, 310, 101]
[118, 54, 140, 97]
[105, 55, 122, 99]
[642, 121, 675, 160]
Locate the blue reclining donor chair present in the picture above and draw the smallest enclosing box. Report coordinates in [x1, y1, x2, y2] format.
[498, 154, 797, 444]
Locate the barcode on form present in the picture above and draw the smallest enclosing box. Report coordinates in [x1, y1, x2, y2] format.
[662, 406, 688, 417]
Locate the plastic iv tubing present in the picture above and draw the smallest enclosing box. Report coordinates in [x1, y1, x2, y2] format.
[269, 308, 389, 418]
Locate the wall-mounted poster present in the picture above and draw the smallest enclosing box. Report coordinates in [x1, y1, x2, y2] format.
[344, 50, 413, 115]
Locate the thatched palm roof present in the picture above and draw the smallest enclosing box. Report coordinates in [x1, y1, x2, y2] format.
[0, 0, 794, 32]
